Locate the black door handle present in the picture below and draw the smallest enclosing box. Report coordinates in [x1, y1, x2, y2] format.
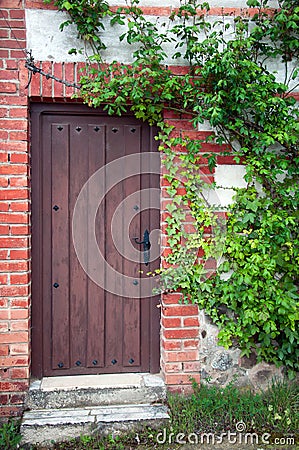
[133, 229, 151, 265]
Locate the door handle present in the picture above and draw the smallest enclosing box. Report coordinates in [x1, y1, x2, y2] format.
[133, 229, 151, 265]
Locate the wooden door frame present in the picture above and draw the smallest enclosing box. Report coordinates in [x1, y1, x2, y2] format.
[30, 102, 161, 378]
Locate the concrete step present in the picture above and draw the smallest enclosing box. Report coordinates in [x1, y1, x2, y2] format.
[26, 373, 166, 409]
[21, 403, 170, 446]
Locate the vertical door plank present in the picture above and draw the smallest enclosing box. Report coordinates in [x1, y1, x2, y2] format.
[69, 121, 89, 369]
[104, 124, 124, 369]
[51, 123, 70, 370]
[86, 124, 106, 368]
[41, 115, 54, 375]
[122, 125, 141, 368]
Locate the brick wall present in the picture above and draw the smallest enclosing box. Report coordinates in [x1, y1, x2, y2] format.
[0, 0, 30, 418]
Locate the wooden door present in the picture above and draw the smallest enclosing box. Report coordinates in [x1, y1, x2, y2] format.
[31, 104, 160, 377]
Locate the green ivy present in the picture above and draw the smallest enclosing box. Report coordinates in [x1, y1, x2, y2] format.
[46, 0, 299, 376]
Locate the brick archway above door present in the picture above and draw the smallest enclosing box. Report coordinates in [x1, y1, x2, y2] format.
[30, 103, 161, 377]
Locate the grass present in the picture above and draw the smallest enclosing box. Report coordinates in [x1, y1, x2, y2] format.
[1, 378, 298, 449]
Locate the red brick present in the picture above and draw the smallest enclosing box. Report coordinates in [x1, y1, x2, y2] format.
[0, 331, 28, 344]
[164, 328, 199, 339]
[163, 305, 199, 316]
[1, 141, 27, 151]
[162, 317, 181, 328]
[1, 39, 24, 48]
[0, 153, 8, 162]
[0, 176, 8, 187]
[10, 249, 30, 259]
[0, 10, 8, 18]
[183, 339, 199, 349]
[10, 309, 29, 319]
[9, 153, 28, 163]
[0, 381, 28, 392]
[184, 361, 201, 372]
[9, 177, 28, 187]
[0, 236, 29, 248]
[0, 262, 29, 272]
[161, 340, 182, 350]
[0, 322, 9, 332]
[11, 29, 26, 40]
[41, 61, 53, 97]
[9, 131, 28, 141]
[10, 298, 30, 308]
[0, 285, 29, 296]
[161, 248, 172, 259]
[217, 155, 239, 164]
[10, 393, 26, 404]
[0, 310, 9, 320]
[9, 9, 25, 19]
[10, 273, 29, 284]
[0, 344, 9, 356]
[53, 62, 63, 98]
[0, 81, 17, 93]
[0, 394, 9, 405]
[5, 60, 18, 70]
[10, 343, 29, 355]
[0, 50, 9, 58]
[163, 362, 182, 373]
[9, 367, 29, 379]
[0, 213, 28, 223]
[10, 319, 29, 331]
[163, 350, 199, 362]
[183, 317, 200, 327]
[10, 224, 30, 234]
[10, 50, 26, 58]
[0, 406, 22, 417]
[65, 62, 75, 97]
[9, 108, 27, 118]
[0, 203, 9, 212]
[29, 69, 41, 98]
[25, 0, 58, 10]
[0, 298, 8, 307]
[0, 0, 23, 7]
[0, 164, 27, 175]
[0, 356, 29, 367]
[0, 69, 18, 81]
[163, 110, 181, 119]
[0, 189, 28, 200]
[162, 293, 183, 305]
[0, 273, 8, 284]
[0, 108, 8, 118]
[1, 95, 27, 105]
[9, 202, 30, 212]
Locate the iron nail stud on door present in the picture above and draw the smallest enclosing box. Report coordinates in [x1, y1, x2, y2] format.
[133, 229, 151, 266]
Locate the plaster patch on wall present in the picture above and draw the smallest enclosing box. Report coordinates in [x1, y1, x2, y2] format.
[202, 164, 247, 207]
[25, 10, 89, 62]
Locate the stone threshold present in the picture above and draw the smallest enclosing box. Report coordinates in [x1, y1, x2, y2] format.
[30, 372, 164, 392]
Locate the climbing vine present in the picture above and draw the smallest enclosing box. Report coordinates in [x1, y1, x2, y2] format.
[46, 0, 299, 376]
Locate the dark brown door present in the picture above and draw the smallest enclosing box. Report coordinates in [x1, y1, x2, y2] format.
[31, 104, 160, 377]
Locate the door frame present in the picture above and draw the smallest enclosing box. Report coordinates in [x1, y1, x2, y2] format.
[30, 102, 161, 378]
